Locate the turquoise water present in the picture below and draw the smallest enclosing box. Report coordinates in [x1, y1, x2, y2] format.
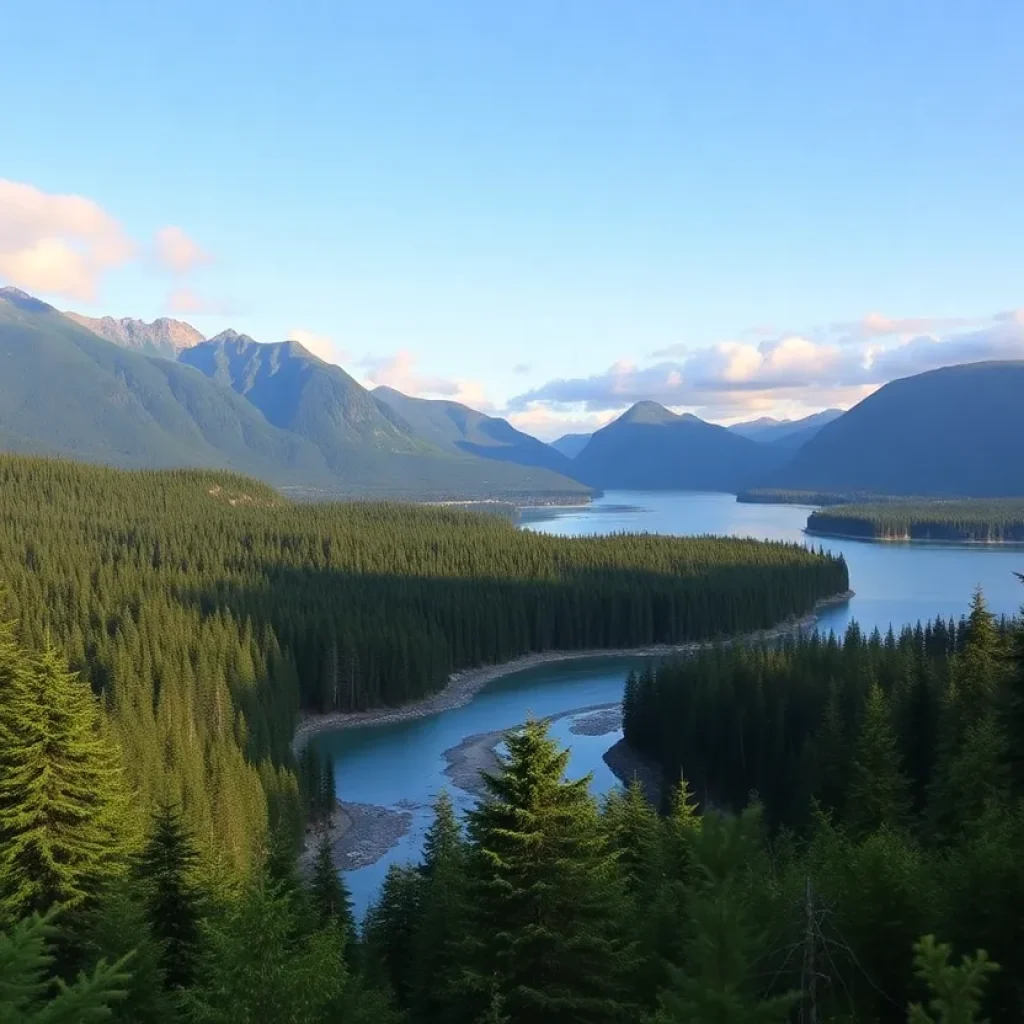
[315, 491, 1024, 915]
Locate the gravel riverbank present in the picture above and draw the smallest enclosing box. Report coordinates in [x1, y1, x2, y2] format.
[300, 800, 414, 874]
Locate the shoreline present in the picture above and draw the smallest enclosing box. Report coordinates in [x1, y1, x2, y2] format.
[805, 527, 1024, 547]
[292, 589, 854, 751]
[299, 800, 414, 874]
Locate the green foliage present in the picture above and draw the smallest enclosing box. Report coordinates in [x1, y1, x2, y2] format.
[187, 873, 346, 1024]
[809, 500, 1024, 543]
[907, 935, 998, 1024]
[136, 802, 204, 992]
[0, 638, 132, 922]
[0, 909, 132, 1023]
[307, 829, 354, 943]
[462, 718, 634, 1023]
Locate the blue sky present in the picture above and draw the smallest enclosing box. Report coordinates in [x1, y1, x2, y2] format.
[2, 1, 1023, 438]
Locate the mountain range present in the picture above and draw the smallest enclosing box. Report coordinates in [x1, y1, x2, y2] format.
[4, 285, 1023, 500]
[0, 288, 588, 500]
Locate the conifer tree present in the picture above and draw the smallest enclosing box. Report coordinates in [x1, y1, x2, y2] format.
[0, 910, 133, 1022]
[307, 829, 355, 945]
[846, 681, 911, 836]
[907, 935, 998, 1024]
[0, 640, 131, 921]
[653, 809, 797, 1024]
[136, 802, 203, 992]
[362, 862, 423, 1009]
[411, 790, 470, 1022]
[463, 718, 634, 1023]
[187, 872, 346, 1024]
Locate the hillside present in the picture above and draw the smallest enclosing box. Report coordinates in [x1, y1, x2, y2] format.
[766, 361, 1024, 497]
[374, 385, 579, 477]
[64, 309, 205, 359]
[573, 400, 780, 492]
[180, 335, 590, 498]
[0, 287, 335, 482]
[550, 432, 593, 458]
[0, 289, 590, 500]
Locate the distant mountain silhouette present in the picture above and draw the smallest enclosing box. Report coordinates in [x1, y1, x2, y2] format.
[0, 287, 334, 483]
[573, 401, 781, 492]
[373, 386, 579, 477]
[179, 335, 589, 497]
[550, 433, 593, 459]
[765, 362, 1024, 496]
[0, 289, 590, 500]
[64, 310, 205, 359]
[729, 409, 843, 448]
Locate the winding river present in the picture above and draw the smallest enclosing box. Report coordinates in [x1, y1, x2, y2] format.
[310, 490, 1024, 915]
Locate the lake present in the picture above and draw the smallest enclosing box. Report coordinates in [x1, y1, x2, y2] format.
[313, 490, 1024, 914]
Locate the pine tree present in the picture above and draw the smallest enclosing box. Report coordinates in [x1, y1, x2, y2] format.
[136, 802, 203, 992]
[187, 872, 346, 1024]
[0, 909, 133, 1022]
[0, 640, 132, 922]
[653, 809, 797, 1024]
[907, 935, 998, 1024]
[463, 718, 634, 1023]
[362, 863, 423, 1010]
[846, 681, 911, 836]
[307, 828, 354, 945]
[411, 791, 470, 1021]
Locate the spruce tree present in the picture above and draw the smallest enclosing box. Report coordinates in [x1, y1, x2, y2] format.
[907, 935, 998, 1024]
[846, 681, 911, 836]
[463, 718, 634, 1023]
[136, 802, 203, 992]
[653, 809, 797, 1024]
[0, 909, 133, 1022]
[411, 790, 470, 1022]
[0, 640, 131, 921]
[307, 828, 355, 945]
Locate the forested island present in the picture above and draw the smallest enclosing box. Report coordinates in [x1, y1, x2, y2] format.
[807, 500, 1024, 543]
[3, 451, 1021, 1021]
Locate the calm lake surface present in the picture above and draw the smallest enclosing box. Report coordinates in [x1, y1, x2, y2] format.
[315, 491, 1024, 914]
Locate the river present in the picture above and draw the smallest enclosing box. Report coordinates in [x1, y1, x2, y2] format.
[311, 490, 1024, 915]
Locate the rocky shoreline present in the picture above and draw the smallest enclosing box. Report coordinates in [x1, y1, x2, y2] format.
[291, 590, 853, 753]
[300, 800, 414, 874]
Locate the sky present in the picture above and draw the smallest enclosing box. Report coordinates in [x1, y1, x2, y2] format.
[2, 1, 1023, 439]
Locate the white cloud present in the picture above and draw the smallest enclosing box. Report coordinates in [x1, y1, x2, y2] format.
[508, 312, 1024, 423]
[288, 328, 349, 366]
[154, 226, 210, 275]
[362, 350, 494, 410]
[0, 178, 134, 301]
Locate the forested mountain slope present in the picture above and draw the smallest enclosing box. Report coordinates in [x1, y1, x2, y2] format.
[550, 431, 592, 458]
[178, 334, 589, 499]
[766, 361, 1024, 496]
[574, 400, 783, 491]
[373, 385, 579, 477]
[728, 408, 842, 447]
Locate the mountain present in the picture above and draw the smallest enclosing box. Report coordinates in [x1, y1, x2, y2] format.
[572, 400, 779, 492]
[0, 289, 590, 500]
[178, 334, 590, 497]
[63, 310, 205, 359]
[0, 287, 334, 482]
[729, 409, 843, 448]
[765, 362, 1024, 497]
[550, 432, 593, 459]
[373, 386, 580, 477]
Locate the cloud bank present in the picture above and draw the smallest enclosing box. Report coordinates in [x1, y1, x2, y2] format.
[361, 350, 494, 411]
[154, 226, 210, 275]
[508, 313, 1024, 430]
[0, 179, 134, 301]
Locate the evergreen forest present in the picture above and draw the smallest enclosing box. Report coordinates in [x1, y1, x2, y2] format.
[807, 500, 1024, 543]
[1, 451, 1018, 1021]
